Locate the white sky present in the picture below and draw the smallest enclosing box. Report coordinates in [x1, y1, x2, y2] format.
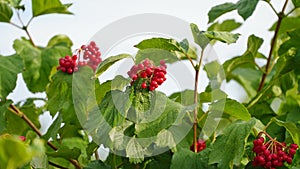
[0, 0, 288, 101]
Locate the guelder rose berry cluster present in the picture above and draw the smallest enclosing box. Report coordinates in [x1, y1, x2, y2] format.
[190, 139, 206, 153]
[57, 55, 79, 74]
[252, 135, 298, 168]
[128, 59, 167, 91]
[57, 41, 102, 74]
[78, 41, 102, 71]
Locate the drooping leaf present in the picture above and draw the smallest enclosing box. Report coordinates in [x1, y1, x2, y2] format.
[47, 34, 73, 48]
[13, 39, 71, 93]
[31, 0, 72, 17]
[95, 54, 132, 78]
[126, 136, 145, 164]
[203, 31, 240, 44]
[0, 2, 13, 22]
[0, 54, 23, 99]
[237, 0, 259, 20]
[272, 118, 300, 145]
[210, 99, 251, 120]
[208, 2, 237, 23]
[209, 118, 256, 168]
[208, 19, 242, 32]
[84, 160, 111, 169]
[170, 148, 217, 169]
[190, 23, 210, 49]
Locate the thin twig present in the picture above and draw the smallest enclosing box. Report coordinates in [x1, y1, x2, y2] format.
[8, 104, 82, 169]
[185, 53, 196, 69]
[49, 161, 68, 169]
[192, 49, 205, 152]
[257, 0, 289, 91]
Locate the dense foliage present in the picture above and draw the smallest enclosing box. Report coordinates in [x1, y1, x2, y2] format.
[0, 0, 300, 168]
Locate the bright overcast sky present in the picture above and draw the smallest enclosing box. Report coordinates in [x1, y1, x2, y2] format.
[0, 0, 288, 101]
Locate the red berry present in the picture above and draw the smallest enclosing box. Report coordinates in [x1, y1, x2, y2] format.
[132, 74, 138, 81]
[72, 55, 78, 60]
[149, 86, 155, 91]
[141, 82, 147, 89]
[67, 68, 73, 74]
[65, 55, 71, 60]
[140, 71, 147, 78]
[290, 144, 298, 150]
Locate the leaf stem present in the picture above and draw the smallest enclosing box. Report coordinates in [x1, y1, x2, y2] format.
[8, 104, 82, 169]
[257, 0, 288, 92]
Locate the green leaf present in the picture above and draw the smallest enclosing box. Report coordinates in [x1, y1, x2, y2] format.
[135, 92, 191, 137]
[271, 118, 300, 145]
[208, 3, 237, 23]
[47, 34, 73, 48]
[278, 28, 300, 56]
[190, 23, 210, 49]
[0, 136, 33, 169]
[269, 17, 300, 36]
[95, 54, 131, 78]
[47, 66, 94, 125]
[13, 39, 71, 93]
[210, 99, 251, 120]
[170, 148, 217, 169]
[208, 19, 242, 32]
[203, 31, 240, 44]
[135, 49, 179, 65]
[237, 0, 259, 20]
[0, 54, 23, 99]
[47, 146, 81, 159]
[84, 160, 111, 169]
[99, 90, 131, 127]
[135, 38, 184, 53]
[43, 113, 62, 141]
[0, 100, 12, 134]
[126, 136, 145, 163]
[209, 118, 256, 168]
[155, 129, 177, 151]
[145, 151, 172, 169]
[31, 0, 72, 17]
[223, 35, 263, 73]
[0, 2, 13, 22]
[292, 0, 300, 8]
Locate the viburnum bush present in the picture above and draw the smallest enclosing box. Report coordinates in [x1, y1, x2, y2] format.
[0, 0, 300, 169]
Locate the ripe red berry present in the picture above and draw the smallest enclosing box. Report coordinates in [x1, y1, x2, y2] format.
[190, 139, 206, 153]
[141, 82, 147, 89]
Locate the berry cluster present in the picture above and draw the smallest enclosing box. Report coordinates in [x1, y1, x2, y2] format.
[190, 139, 206, 153]
[57, 41, 102, 74]
[252, 135, 298, 169]
[78, 41, 102, 71]
[127, 59, 167, 91]
[57, 55, 78, 74]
